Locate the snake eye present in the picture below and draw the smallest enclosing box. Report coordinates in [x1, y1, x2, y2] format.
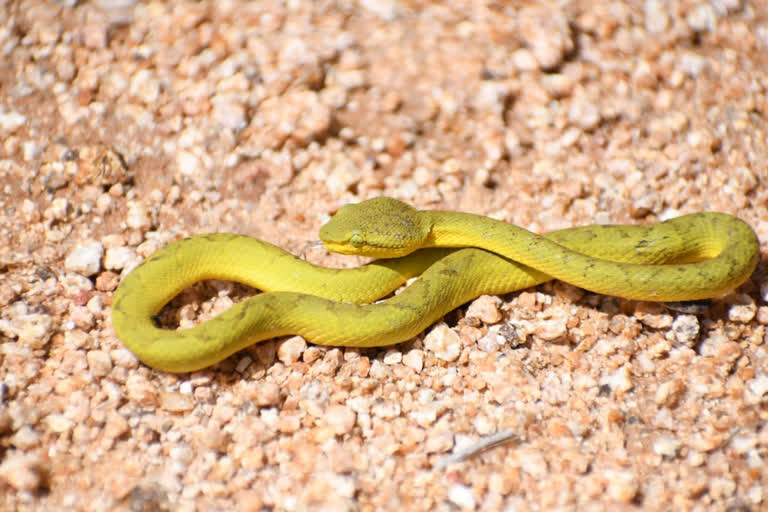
[349, 232, 364, 248]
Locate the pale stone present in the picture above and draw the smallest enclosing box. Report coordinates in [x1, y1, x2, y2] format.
[65, 241, 104, 276]
[424, 323, 461, 362]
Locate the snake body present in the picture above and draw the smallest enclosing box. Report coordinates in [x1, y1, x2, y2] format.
[112, 197, 759, 372]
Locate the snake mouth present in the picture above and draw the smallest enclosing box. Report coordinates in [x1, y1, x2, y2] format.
[322, 240, 416, 258]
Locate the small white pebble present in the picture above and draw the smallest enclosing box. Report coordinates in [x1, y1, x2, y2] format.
[45, 413, 74, 434]
[747, 375, 768, 399]
[110, 348, 139, 368]
[473, 82, 511, 115]
[317, 349, 343, 374]
[686, 2, 717, 32]
[466, 295, 502, 324]
[328, 474, 357, 499]
[86, 349, 112, 377]
[64, 329, 89, 349]
[136, 239, 162, 258]
[424, 323, 461, 362]
[402, 349, 424, 371]
[709, 477, 736, 500]
[326, 154, 361, 197]
[45, 197, 70, 220]
[324, 404, 356, 435]
[533, 309, 568, 342]
[730, 434, 757, 455]
[412, 166, 435, 187]
[86, 295, 103, 315]
[69, 306, 94, 329]
[635, 302, 673, 329]
[518, 5, 573, 70]
[757, 306, 768, 325]
[605, 470, 639, 503]
[160, 392, 194, 412]
[760, 281, 768, 303]
[176, 150, 201, 177]
[125, 375, 158, 406]
[655, 379, 686, 408]
[670, 314, 699, 347]
[473, 414, 496, 436]
[96, 193, 115, 214]
[518, 449, 548, 479]
[65, 241, 104, 276]
[21, 199, 39, 221]
[0, 110, 27, 132]
[383, 349, 402, 365]
[425, 430, 454, 454]
[600, 365, 633, 394]
[746, 484, 763, 506]
[369, 359, 390, 379]
[0, 301, 54, 348]
[727, 294, 756, 323]
[277, 336, 306, 364]
[359, 0, 399, 21]
[442, 367, 459, 387]
[748, 454, 764, 472]
[0, 452, 43, 491]
[477, 327, 505, 352]
[653, 434, 681, 458]
[104, 246, 137, 271]
[126, 201, 152, 230]
[129, 68, 160, 104]
[411, 404, 440, 427]
[448, 483, 476, 509]
[10, 426, 40, 450]
[255, 382, 281, 407]
[199, 424, 230, 452]
[212, 95, 247, 131]
[371, 400, 400, 419]
[645, 0, 669, 33]
[169, 443, 194, 464]
[568, 98, 601, 131]
[511, 48, 539, 71]
[302, 346, 322, 364]
[104, 413, 129, 440]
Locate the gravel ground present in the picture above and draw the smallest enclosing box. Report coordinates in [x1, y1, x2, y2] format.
[2, 0, 768, 510]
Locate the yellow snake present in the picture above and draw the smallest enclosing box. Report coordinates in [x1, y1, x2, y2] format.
[111, 197, 759, 373]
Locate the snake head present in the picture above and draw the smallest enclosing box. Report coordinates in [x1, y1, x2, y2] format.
[320, 197, 432, 258]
